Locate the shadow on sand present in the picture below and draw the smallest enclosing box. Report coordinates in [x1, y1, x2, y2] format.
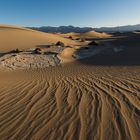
[77, 33, 140, 66]
[77, 50, 140, 66]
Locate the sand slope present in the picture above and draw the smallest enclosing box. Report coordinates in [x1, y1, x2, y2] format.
[58, 48, 76, 63]
[0, 62, 139, 140]
[60, 31, 112, 39]
[0, 25, 139, 140]
[0, 25, 79, 52]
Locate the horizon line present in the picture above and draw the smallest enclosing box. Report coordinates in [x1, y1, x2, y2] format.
[0, 23, 140, 28]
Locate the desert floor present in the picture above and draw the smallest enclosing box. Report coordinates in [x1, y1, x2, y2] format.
[0, 25, 140, 140]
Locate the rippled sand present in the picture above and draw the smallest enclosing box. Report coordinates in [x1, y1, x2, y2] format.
[0, 62, 139, 140]
[0, 25, 140, 140]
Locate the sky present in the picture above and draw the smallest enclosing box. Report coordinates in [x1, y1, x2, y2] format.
[0, 0, 140, 27]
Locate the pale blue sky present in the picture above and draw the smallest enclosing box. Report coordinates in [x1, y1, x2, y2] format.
[0, 0, 140, 27]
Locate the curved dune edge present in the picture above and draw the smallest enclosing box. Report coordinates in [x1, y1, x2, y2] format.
[58, 48, 76, 63]
[60, 31, 112, 38]
[0, 25, 80, 52]
[0, 63, 140, 140]
[81, 31, 112, 38]
[0, 24, 139, 140]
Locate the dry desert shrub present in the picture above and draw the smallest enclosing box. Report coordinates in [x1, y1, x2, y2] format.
[68, 36, 73, 40]
[9, 48, 21, 53]
[56, 41, 65, 47]
[80, 38, 85, 42]
[15, 48, 21, 53]
[34, 48, 42, 54]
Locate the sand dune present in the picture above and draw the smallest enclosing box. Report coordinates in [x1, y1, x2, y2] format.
[80, 31, 112, 38]
[0, 25, 140, 140]
[0, 63, 140, 140]
[60, 31, 112, 39]
[58, 48, 76, 63]
[0, 24, 79, 52]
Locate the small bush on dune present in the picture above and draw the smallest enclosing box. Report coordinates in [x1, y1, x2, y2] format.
[47, 45, 51, 48]
[35, 48, 41, 51]
[15, 48, 21, 53]
[34, 48, 42, 54]
[56, 41, 65, 47]
[80, 38, 85, 42]
[68, 36, 73, 40]
[9, 48, 21, 53]
[88, 41, 100, 46]
[75, 38, 80, 41]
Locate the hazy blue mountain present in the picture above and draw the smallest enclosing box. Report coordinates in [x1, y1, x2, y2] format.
[27, 24, 140, 33]
[28, 25, 93, 33]
[95, 24, 140, 32]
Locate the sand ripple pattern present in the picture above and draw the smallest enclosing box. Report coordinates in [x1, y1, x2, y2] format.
[0, 64, 140, 140]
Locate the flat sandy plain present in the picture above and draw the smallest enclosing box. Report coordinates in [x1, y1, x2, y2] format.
[0, 25, 140, 140]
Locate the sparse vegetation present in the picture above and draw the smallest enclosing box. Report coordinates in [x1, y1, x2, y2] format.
[9, 48, 21, 53]
[88, 40, 99, 46]
[35, 48, 41, 51]
[68, 36, 73, 40]
[47, 45, 51, 48]
[56, 41, 65, 47]
[75, 38, 80, 41]
[15, 48, 21, 53]
[34, 48, 42, 54]
[80, 38, 85, 42]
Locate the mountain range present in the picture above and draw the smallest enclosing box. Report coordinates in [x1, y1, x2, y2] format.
[28, 26, 93, 33]
[95, 24, 140, 32]
[27, 24, 140, 33]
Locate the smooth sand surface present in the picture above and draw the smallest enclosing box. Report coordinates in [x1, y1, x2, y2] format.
[0, 25, 140, 140]
[0, 24, 79, 52]
[60, 31, 112, 39]
[58, 48, 76, 63]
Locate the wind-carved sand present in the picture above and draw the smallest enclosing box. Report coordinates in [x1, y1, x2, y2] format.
[0, 25, 140, 140]
[0, 45, 112, 70]
[59, 31, 112, 39]
[0, 24, 80, 52]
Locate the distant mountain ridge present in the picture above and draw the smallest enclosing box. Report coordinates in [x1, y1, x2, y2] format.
[27, 24, 140, 33]
[28, 26, 93, 33]
[95, 24, 140, 32]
